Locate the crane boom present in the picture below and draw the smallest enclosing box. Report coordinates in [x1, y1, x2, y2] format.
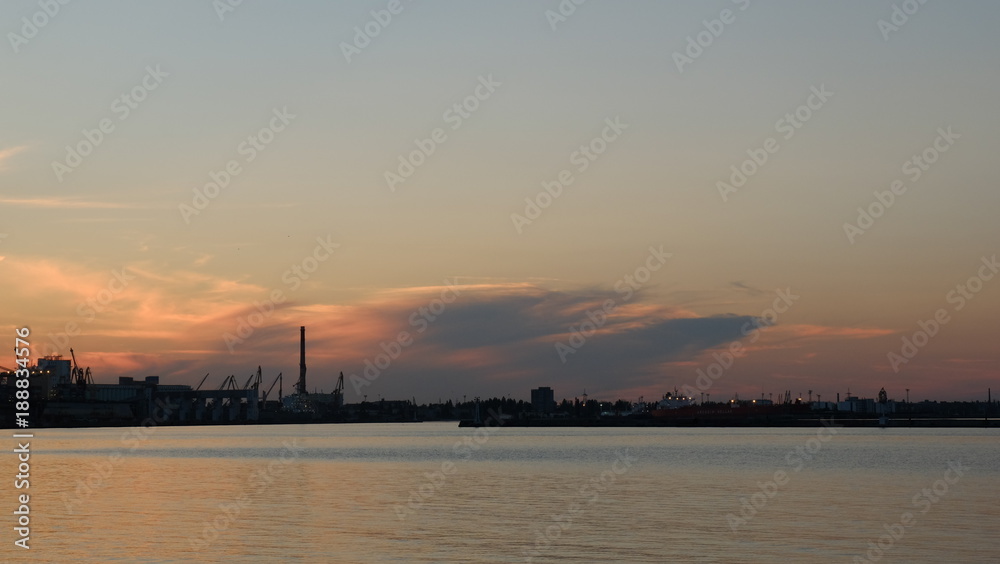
[262, 372, 282, 403]
[195, 373, 210, 391]
[218, 374, 238, 390]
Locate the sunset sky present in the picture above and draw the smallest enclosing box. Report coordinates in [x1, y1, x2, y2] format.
[2, 1, 998, 403]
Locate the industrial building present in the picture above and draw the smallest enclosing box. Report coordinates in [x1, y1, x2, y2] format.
[1, 326, 342, 427]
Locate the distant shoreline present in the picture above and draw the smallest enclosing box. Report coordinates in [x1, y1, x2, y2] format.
[459, 416, 997, 429]
[7, 416, 995, 430]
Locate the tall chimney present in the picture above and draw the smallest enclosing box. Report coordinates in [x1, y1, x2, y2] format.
[299, 326, 307, 395]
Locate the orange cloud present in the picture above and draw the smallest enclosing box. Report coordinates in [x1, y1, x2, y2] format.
[776, 324, 896, 339]
[0, 256, 917, 402]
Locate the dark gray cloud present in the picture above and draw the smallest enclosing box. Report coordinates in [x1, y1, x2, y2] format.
[144, 286, 760, 402]
[364, 287, 759, 401]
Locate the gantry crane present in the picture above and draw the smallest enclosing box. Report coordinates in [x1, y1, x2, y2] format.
[69, 348, 94, 386]
[333, 371, 345, 407]
[261, 372, 283, 411]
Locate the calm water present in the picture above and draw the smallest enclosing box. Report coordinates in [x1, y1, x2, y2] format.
[5, 423, 999, 563]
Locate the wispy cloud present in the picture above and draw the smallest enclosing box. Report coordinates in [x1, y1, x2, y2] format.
[0, 145, 28, 171]
[0, 197, 150, 209]
[774, 324, 895, 340]
[60, 217, 155, 223]
[730, 280, 765, 296]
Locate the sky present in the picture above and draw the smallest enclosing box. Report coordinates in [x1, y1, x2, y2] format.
[2, 1, 998, 403]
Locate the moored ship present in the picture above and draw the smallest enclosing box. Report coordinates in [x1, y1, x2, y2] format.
[651, 391, 811, 420]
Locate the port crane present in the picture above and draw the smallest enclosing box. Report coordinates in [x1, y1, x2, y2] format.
[218, 374, 239, 390]
[69, 348, 94, 386]
[334, 371, 344, 399]
[241, 367, 261, 392]
[261, 372, 282, 404]
[212, 374, 249, 411]
[194, 373, 210, 391]
[213, 374, 238, 410]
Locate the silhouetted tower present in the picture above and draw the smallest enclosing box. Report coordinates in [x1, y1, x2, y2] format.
[298, 326, 307, 395]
